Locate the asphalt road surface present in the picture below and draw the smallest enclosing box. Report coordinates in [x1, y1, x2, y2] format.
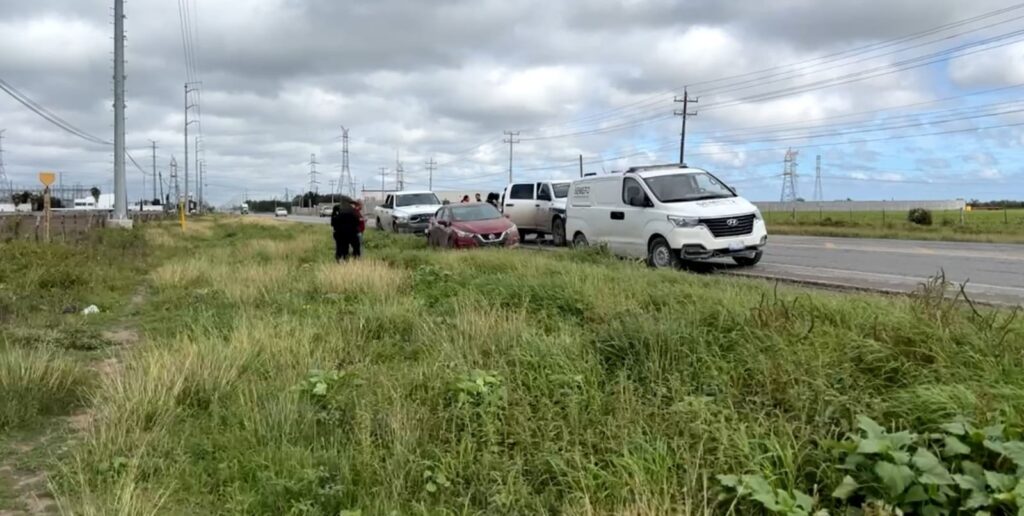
[265, 214, 1024, 306]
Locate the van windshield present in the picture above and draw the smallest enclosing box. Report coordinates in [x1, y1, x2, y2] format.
[642, 172, 735, 203]
[552, 183, 570, 198]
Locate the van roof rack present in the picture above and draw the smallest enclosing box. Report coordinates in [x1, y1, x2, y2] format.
[624, 163, 687, 174]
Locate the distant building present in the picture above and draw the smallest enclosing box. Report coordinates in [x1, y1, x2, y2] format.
[73, 193, 115, 210]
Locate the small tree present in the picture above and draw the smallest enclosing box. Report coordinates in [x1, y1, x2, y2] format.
[907, 208, 933, 226]
[90, 187, 101, 203]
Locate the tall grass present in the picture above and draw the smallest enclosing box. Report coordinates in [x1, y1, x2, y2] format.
[25, 219, 1024, 513]
[0, 344, 89, 431]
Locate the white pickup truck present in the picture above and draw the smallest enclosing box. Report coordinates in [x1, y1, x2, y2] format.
[500, 180, 572, 245]
[374, 191, 444, 233]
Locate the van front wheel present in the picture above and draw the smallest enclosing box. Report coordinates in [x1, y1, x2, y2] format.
[648, 237, 681, 269]
[733, 250, 763, 267]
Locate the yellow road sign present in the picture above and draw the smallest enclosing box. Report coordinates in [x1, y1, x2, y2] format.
[39, 172, 56, 186]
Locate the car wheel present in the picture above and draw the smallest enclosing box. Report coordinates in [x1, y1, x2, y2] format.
[572, 232, 588, 248]
[648, 237, 681, 269]
[552, 218, 566, 247]
[376, 217, 383, 231]
[733, 250, 763, 267]
[392, 220, 399, 233]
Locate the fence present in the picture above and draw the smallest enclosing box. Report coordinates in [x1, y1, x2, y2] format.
[753, 200, 966, 212]
[0, 211, 168, 242]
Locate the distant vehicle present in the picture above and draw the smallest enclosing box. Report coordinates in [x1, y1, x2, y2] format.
[500, 180, 572, 246]
[565, 164, 767, 268]
[374, 191, 443, 233]
[427, 203, 520, 249]
[274, 207, 288, 217]
[319, 205, 333, 217]
[240, 203, 250, 215]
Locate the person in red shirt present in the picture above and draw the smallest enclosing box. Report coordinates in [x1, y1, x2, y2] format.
[354, 200, 366, 249]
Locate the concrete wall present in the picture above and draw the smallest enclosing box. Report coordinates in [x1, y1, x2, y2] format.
[754, 200, 966, 212]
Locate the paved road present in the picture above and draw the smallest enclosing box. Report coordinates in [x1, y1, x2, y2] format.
[264, 215, 1024, 306]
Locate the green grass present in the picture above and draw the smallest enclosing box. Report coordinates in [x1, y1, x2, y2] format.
[763, 208, 1024, 243]
[3, 216, 1024, 514]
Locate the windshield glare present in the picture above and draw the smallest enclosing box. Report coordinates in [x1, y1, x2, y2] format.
[396, 193, 440, 207]
[451, 204, 501, 221]
[642, 173, 735, 203]
[552, 183, 570, 198]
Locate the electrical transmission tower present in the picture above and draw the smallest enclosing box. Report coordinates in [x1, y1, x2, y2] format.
[503, 131, 520, 183]
[673, 89, 698, 164]
[395, 150, 405, 191]
[425, 158, 437, 191]
[813, 154, 823, 202]
[780, 148, 799, 202]
[308, 153, 320, 206]
[339, 126, 354, 197]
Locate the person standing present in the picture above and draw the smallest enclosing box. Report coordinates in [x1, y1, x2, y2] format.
[330, 197, 361, 261]
[353, 200, 366, 251]
[475, 193, 482, 203]
[460, 195, 471, 203]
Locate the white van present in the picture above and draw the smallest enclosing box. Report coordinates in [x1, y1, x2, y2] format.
[500, 180, 572, 245]
[565, 164, 767, 267]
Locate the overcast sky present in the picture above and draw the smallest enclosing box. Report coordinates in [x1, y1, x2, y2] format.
[2, 0, 1024, 204]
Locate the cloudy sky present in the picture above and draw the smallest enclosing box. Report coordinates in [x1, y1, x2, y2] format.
[2, 0, 1024, 205]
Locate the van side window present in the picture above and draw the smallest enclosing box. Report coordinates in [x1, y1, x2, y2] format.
[622, 177, 645, 206]
[509, 183, 534, 200]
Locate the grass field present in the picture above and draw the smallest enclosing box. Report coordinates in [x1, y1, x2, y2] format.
[2, 217, 1024, 514]
[763, 208, 1024, 243]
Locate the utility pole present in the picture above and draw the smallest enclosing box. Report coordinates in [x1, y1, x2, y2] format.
[308, 153, 320, 208]
[158, 170, 164, 205]
[170, 156, 179, 212]
[329, 179, 337, 203]
[112, 0, 129, 224]
[195, 136, 200, 213]
[184, 81, 200, 215]
[780, 148, 799, 202]
[395, 150, 405, 191]
[0, 130, 8, 194]
[149, 140, 158, 201]
[813, 154, 823, 202]
[579, 154, 583, 178]
[425, 157, 437, 191]
[379, 167, 387, 193]
[339, 126, 353, 197]
[673, 89, 698, 164]
[503, 130, 520, 183]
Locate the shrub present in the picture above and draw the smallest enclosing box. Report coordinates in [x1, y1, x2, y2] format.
[908, 208, 933, 226]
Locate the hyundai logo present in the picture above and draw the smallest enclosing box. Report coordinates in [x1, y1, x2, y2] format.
[726, 218, 739, 227]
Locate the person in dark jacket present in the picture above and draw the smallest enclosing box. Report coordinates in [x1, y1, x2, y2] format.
[330, 197, 361, 261]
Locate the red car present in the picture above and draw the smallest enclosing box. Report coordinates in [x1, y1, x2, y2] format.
[427, 203, 520, 249]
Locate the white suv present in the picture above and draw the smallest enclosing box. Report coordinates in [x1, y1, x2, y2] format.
[565, 164, 767, 267]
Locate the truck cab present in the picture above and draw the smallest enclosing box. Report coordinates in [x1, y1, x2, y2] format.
[500, 180, 572, 245]
[374, 191, 443, 233]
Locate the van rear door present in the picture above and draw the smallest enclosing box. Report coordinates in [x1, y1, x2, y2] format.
[504, 183, 536, 230]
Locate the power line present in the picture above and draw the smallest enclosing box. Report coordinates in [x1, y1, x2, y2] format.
[503, 131, 520, 183]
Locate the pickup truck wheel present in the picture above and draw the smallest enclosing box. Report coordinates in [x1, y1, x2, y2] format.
[375, 217, 383, 230]
[648, 237, 681, 269]
[392, 220, 399, 233]
[572, 232, 588, 248]
[552, 218, 566, 247]
[733, 250, 763, 267]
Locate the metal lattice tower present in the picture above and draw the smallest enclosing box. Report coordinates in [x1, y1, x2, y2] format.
[780, 148, 799, 202]
[309, 153, 320, 198]
[813, 154, 823, 202]
[339, 126, 354, 197]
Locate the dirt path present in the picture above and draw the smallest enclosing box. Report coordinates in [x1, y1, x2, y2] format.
[0, 288, 145, 515]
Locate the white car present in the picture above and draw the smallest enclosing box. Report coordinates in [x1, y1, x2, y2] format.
[565, 164, 767, 267]
[373, 191, 443, 233]
[274, 207, 288, 217]
[500, 180, 572, 246]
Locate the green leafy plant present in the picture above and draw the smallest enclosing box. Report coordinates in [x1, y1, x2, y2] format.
[908, 208, 933, 226]
[718, 474, 826, 516]
[448, 370, 505, 409]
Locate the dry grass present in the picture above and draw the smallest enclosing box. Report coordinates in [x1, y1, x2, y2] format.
[242, 236, 316, 260]
[315, 259, 406, 296]
[151, 256, 291, 302]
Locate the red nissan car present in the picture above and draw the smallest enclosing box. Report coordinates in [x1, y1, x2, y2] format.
[427, 203, 520, 249]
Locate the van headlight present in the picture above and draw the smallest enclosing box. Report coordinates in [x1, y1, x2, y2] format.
[753, 209, 763, 221]
[667, 215, 701, 228]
